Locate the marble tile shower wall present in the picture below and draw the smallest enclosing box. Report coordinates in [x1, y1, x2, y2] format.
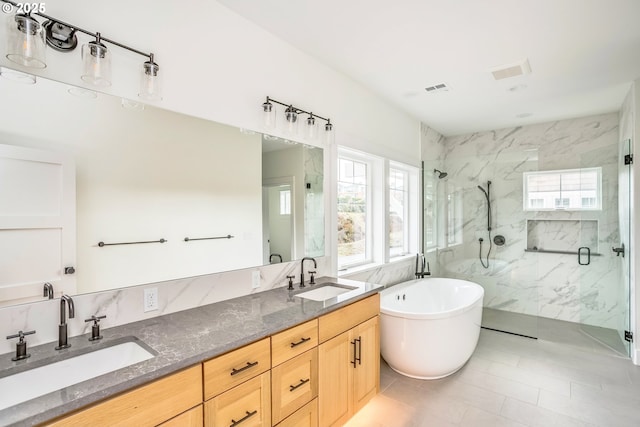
[436, 113, 623, 329]
[0, 257, 329, 355]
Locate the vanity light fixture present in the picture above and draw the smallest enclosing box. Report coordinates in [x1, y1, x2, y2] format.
[284, 105, 299, 135]
[262, 96, 334, 142]
[139, 54, 162, 100]
[262, 98, 276, 129]
[81, 33, 112, 87]
[1, 0, 161, 100]
[6, 13, 47, 69]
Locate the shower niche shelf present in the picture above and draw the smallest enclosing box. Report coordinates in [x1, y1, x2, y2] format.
[525, 219, 600, 256]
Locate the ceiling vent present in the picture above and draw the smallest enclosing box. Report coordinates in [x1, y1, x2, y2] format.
[490, 58, 532, 80]
[425, 83, 450, 93]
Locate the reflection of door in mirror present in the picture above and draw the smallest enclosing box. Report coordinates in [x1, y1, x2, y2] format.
[0, 144, 76, 307]
[262, 178, 295, 264]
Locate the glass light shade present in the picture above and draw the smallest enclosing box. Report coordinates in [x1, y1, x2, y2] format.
[6, 14, 46, 69]
[284, 106, 298, 135]
[81, 41, 111, 87]
[262, 100, 276, 129]
[139, 60, 161, 101]
[324, 121, 334, 145]
[306, 115, 318, 140]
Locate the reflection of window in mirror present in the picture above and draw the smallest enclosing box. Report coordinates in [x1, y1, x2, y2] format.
[446, 185, 463, 246]
[279, 189, 291, 215]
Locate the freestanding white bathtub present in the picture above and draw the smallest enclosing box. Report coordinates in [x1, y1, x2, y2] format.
[380, 278, 484, 379]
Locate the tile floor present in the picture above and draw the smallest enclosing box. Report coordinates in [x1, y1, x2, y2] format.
[344, 326, 640, 426]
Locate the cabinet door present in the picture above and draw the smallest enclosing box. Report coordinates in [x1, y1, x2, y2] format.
[351, 316, 380, 412]
[318, 330, 352, 427]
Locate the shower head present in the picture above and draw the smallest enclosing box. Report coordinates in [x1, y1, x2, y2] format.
[477, 185, 488, 196]
[434, 169, 448, 179]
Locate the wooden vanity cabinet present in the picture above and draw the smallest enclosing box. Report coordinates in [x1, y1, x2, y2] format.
[39, 293, 379, 427]
[317, 294, 380, 427]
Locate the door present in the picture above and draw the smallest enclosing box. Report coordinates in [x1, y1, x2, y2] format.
[578, 140, 631, 356]
[351, 316, 379, 412]
[318, 330, 352, 427]
[0, 144, 75, 305]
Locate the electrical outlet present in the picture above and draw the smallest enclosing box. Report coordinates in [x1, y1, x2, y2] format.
[251, 271, 261, 289]
[144, 287, 158, 312]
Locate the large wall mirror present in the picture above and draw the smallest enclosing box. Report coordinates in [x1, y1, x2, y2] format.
[0, 68, 324, 307]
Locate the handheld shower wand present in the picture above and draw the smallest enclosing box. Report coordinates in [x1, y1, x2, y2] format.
[478, 181, 492, 268]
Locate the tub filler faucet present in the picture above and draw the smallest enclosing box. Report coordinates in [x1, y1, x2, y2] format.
[415, 253, 431, 278]
[56, 294, 75, 350]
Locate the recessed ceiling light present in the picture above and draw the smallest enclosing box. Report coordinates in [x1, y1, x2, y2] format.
[516, 112, 533, 118]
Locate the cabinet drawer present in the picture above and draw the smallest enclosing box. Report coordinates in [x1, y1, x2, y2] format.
[271, 348, 318, 425]
[203, 338, 270, 400]
[158, 404, 203, 427]
[45, 365, 202, 427]
[204, 371, 271, 427]
[275, 398, 318, 427]
[318, 293, 380, 343]
[271, 319, 318, 367]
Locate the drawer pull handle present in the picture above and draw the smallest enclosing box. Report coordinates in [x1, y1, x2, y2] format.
[230, 410, 258, 427]
[289, 378, 310, 392]
[290, 337, 311, 348]
[230, 361, 259, 376]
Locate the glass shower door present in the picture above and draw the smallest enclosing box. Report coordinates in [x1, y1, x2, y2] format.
[578, 139, 631, 357]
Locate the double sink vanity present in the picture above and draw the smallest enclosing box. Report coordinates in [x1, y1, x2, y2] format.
[0, 277, 382, 427]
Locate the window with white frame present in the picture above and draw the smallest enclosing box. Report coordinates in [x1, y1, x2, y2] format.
[388, 163, 418, 258]
[279, 189, 291, 215]
[337, 153, 371, 268]
[523, 167, 601, 211]
[337, 147, 418, 272]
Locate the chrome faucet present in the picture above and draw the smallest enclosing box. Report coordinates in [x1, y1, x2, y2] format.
[43, 282, 54, 299]
[300, 257, 317, 288]
[56, 294, 75, 350]
[415, 253, 431, 278]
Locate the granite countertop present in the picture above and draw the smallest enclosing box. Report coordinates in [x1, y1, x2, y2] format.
[0, 277, 382, 427]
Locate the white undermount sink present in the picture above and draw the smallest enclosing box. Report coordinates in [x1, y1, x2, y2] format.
[296, 284, 358, 301]
[0, 339, 155, 411]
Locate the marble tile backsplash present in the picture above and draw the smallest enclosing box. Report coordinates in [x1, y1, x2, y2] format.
[0, 257, 329, 355]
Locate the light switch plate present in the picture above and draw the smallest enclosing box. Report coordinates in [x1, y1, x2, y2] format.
[251, 271, 261, 289]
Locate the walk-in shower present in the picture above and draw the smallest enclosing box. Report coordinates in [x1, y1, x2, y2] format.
[422, 113, 631, 357]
